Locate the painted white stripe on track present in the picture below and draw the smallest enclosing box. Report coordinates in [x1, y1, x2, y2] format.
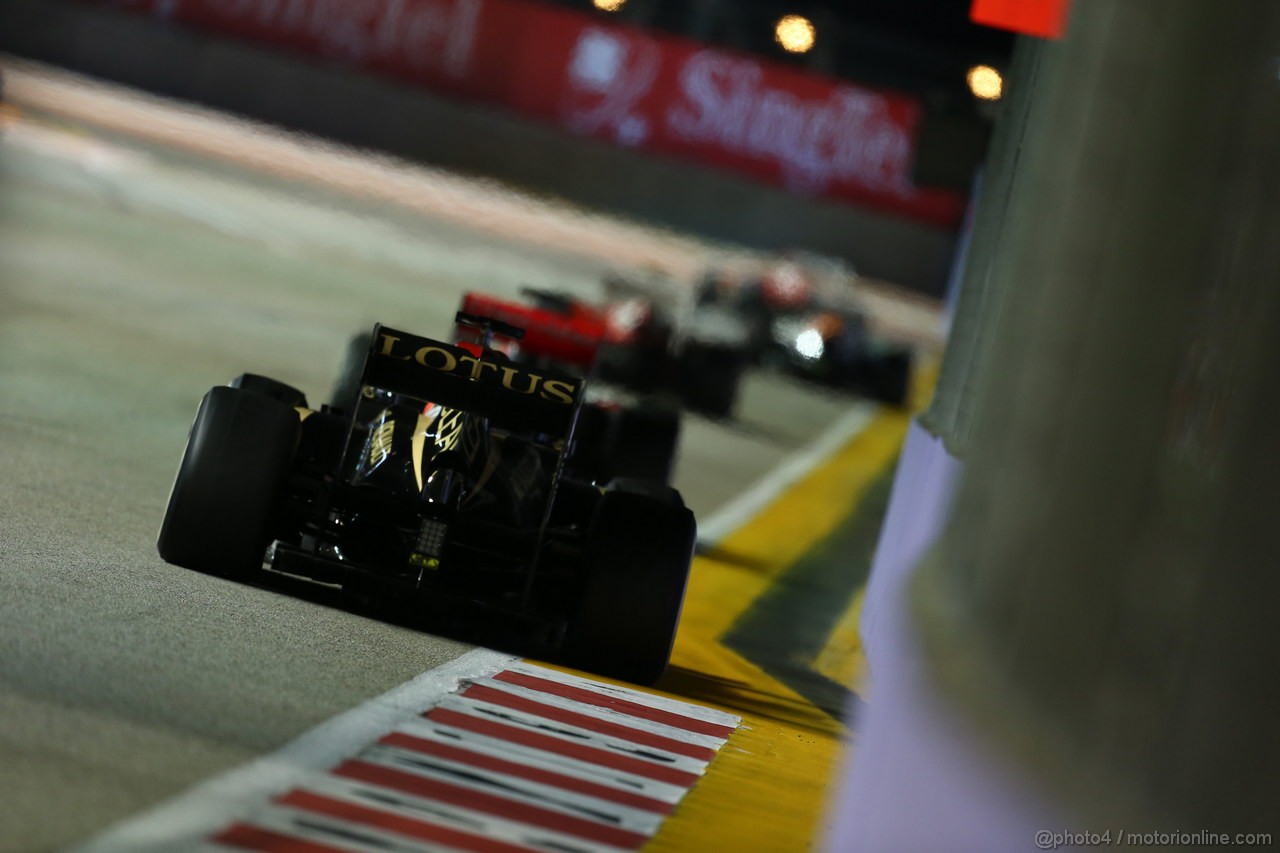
[503, 662, 742, 728]
[360, 746, 667, 833]
[221, 804, 473, 853]
[298, 773, 506, 839]
[464, 677, 730, 749]
[695, 401, 879, 545]
[73, 649, 515, 853]
[435, 695, 711, 774]
[298, 774, 634, 853]
[73, 658, 731, 852]
[391, 719, 691, 803]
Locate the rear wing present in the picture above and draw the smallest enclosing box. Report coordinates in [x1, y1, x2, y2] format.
[458, 291, 602, 368]
[360, 325, 583, 440]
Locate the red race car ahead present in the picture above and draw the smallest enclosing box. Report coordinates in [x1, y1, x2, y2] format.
[456, 288, 747, 419]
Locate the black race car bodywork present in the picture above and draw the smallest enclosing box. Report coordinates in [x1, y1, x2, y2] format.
[333, 323, 684, 487]
[763, 309, 914, 406]
[697, 274, 914, 406]
[158, 323, 696, 684]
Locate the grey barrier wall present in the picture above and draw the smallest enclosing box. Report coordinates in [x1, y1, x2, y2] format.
[0, 0, 958, 296]
[913, 0, 1280, 835]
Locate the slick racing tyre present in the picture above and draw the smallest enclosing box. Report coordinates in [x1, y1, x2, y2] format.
[604, 477, 683, 506]
[677, 341, 745, 419]
[231, 373, 308, 409]
[611, 406, 681, 485]
[596, 342, 664, 393]
[158, 386, 300, 577]
[568, 488, 696, 685]
[571, 405, 681, 485]
[868, 351, 913, 407]
[568, 403, 614, 483]
[329, 331, 374, 410]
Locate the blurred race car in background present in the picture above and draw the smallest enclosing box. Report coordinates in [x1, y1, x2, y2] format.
[457, 285, 749, 419]
[698, 256, 915, 406]
[158, 316, 696, 684]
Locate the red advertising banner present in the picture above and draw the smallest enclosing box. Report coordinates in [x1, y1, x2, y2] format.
[102, 0, 964, 226]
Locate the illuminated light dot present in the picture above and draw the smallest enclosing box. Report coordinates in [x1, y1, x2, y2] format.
[593, 0, 626, 11]
[795, 329, 825, 360]
[967, 64, 1004, 101]
[774, 14, 816, 54]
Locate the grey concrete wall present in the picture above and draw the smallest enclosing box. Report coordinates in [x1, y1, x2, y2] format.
[0, 0, 958, 295]
[914, 0, 1280, 835]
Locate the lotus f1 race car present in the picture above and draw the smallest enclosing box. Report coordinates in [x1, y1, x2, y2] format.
[157, 317, 696, 684]
[332, 320, 683, 487]
[457, 288, 748, 419]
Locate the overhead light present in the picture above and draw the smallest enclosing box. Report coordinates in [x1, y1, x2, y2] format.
[774, 14, 816, 54]
[593, 0, 626, 11]
[967, 64, 1004, 100]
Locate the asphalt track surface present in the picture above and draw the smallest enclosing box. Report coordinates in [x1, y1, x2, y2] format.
[0, 103, 864, 849]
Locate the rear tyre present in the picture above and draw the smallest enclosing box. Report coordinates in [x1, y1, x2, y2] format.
[231, 373, 308, 409]
[567, 488, 696, 684]
[568, 403, 614, 483]
[609, 406, 681, 485]
[677, 341, 745, 419]
[329, 331, 374, 409]
[868, 351, 912, 407]
[604, 477, 682, 506]
[596, 342, 663, 393]
[157, 386, 300, 577]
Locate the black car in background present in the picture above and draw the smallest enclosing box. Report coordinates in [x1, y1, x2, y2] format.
[698, 260, 915, 406]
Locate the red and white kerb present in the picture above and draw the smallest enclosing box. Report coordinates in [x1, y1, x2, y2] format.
[208, 662, 739, 853]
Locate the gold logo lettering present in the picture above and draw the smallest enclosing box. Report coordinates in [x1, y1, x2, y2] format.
[377, 332, 579, 405]
[539, 379, 576, 405]
[378, 333, 410, 360]
[457, 355, 501, 380]
[499, 366, 542, 395]
[415, 346, 458, 372]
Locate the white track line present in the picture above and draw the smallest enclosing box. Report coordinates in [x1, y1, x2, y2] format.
[390, 718, 692, 804]
[431, 695, 711, 775]
[72, 649, 515, 853]
[356, 746, 667, 834]
[282, 773, 632, 853]
[74, 656, 740, 852]
[465, 677, 730, 749]
[696, 400, 879, 545]
[503, 662, 740, 728]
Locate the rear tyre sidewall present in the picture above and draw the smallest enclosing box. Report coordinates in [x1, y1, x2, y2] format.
[870, 352, 912, 406]
[569, 403, 617, 483]
[230, 373, 308, 409]
[568, 490, 695, 684]
[597, 342, 662, 392]
[678, 342, 744, 419]
[157, 386, 300, 577]
[610, 406, 680, 485]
